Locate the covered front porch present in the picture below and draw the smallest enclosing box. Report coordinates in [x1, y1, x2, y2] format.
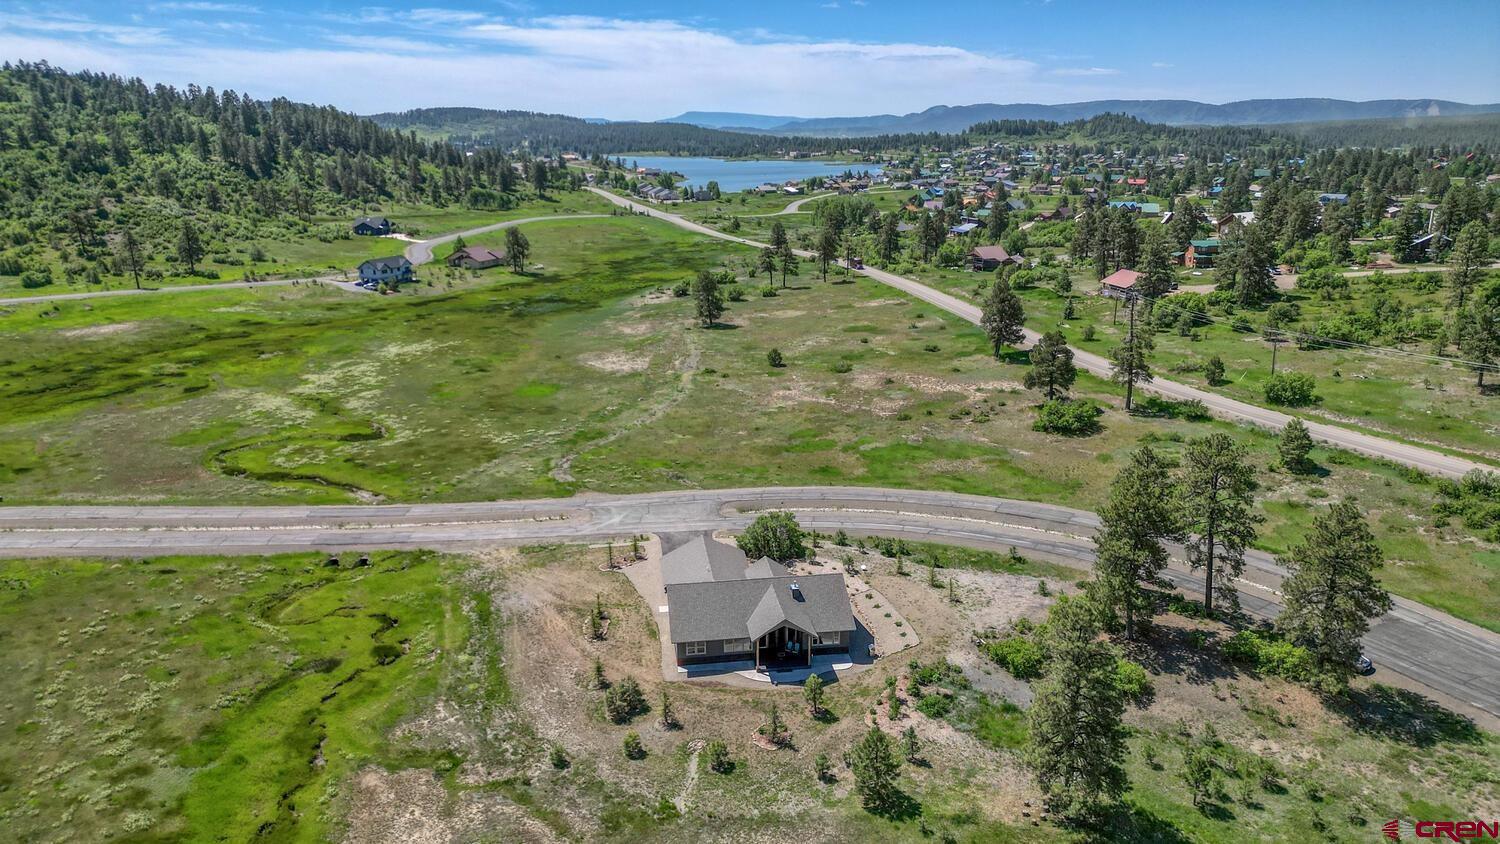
[755, 623, 812, 671]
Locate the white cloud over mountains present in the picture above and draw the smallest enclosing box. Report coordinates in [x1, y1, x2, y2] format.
[0, 8, 1168, 118]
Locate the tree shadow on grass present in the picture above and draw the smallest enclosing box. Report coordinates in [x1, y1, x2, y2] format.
[1120, 624, 1239, 687]
[867, 788, 922, 822]
[1074, 802, 1194, 844]
[1329, 684, 1480, 747]
[702, 322, 740, 330]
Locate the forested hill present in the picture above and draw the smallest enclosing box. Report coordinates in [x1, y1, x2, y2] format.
[0, 62, 546, 288]
[365, 106, 952, 156]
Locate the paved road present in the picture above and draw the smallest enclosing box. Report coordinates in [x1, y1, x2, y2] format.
[2, 485, 1495, 722]
[587, 187, 1490, 479]
[740, 188, 900, 217]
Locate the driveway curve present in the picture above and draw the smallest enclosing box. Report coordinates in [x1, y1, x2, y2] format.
[1, 484, 1495, 723]
[586, 187, 1490, 479]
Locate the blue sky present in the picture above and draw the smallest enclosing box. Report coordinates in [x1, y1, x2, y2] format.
[2, 1, 1497, 119]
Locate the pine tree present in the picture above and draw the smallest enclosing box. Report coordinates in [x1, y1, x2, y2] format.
[987, 201, 1009, 241]
[776, 244, 798, 288]
[1393, 202, 1425, 263]
[177, 219, 204, 274]
[1276, 502, 1393, 690]
[900, 726, 922, 763]
[877, 214, 900, 264]
[660, 690, 679, 729]
[1024, 330, 1076, 399]
[803, 673, 826, 716]
[1109, 299, 1154, 411]
[1233, 222, 1276, 306]
[116, 227, 145, 289]
[1204, 355, 1225, 385]
[1137, 226, 1176, 301]
[817, 225, 839, 282]
[980, 278, 1025, 358]
[1457, 282, 1500, 389]
[1091, 446, 1181, 639]
[1179, 434, 1263, 613]
[850, 727, 903, 815]
[1278, 418, 1315, 472]
[1448, 221, 1491, 312]
[1026, 597, 1128, 822]
[504, 227, 530, 272]
[693, 269, 725, 327]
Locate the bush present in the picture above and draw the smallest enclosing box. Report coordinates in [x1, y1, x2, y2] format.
[1263, 372, 1317, 406]
[1081, 324, 1096, 341]
[19, 267, 53, 288]
[830, 360, 853, 373]
[672, 281, 690, 297]
[1114, 659, 1153, 704]
[1032, 399, 1102, 436]
[1222, 631, 1313, 681]
[985, 634, 1044, 680]
[622, 731, 645, 759]
[767, 348, 785, 368]
[604, 677, 647, 723]
[915, 693, 952, 719]
[705, 739, 733, 773]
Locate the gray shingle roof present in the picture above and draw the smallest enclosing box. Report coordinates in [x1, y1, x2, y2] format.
[661, 535, 771, 585]
[359, 256, 410, 272]
[666, 573, 854, 643]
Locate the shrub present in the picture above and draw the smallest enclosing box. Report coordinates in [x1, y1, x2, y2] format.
[672, 281, 690, 297]
[1032, 399, 1102, 436]
[830, 360, 853, 373]
[767, 348, 785, 368]
[549, 745, 570, 769]
[622, 731, 645, 759]
[1081, 324, 1096, 341]
[736, 511, 807, 562]
[1114, 659, 1153, 704]
[604, 677, 647, 723]
[705, 739, 733, 773]
[985, 634, 1044, 680]
[1222, 631, 1313, 681]
[915, 693, 952, 719]
[19, 267, 53, 288]
[1263, 371, 1317, 406]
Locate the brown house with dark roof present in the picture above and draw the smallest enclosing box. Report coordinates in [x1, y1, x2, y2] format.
[446, 246, 506, 269]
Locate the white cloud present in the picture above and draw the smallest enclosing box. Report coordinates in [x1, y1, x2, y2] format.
[0, 11, 1173, 117]
[1151, 61, 1173, 69]
[1050, 66, 1119, 77]
[153, 2, 262, 12]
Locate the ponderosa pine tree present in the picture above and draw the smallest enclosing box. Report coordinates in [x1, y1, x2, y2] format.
[1109, 300, 1154, 411]
[816, 225, 839, 282]
[1448, 221, 1491, 312]
[693, 269, 724, 327]
[1178, 434, 1263, 613]
[1276, 502, 1393, 690]
[1137, 225, 1177, 301]
[980, 278, 1026, 358]
[1090, 446, 1181, 639]
[1457, 281, 1500, 389]
[505, 227, 530, 272]
[877, 214, 900, 264]
[1026, 596, 1128, 822]
[850, 726, 903, 815]
[1024, 330, 1076, 399]
[1279, 418, 1315, 472]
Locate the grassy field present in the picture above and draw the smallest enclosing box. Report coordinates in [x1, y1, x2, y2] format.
[2, 545, 1491, 842]
[2, 220, 1497, 631]
[884, 257, 1500, 462]
[0, 190, 618, 298]
[0, 550, 472, 842]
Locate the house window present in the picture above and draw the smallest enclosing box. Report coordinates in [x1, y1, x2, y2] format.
[684, 641, 706, 656]
[722, 638, 752, 653]
[813, 631, 841, 646]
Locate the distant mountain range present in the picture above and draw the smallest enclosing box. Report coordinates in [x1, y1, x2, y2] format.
[660, 99, 1500, 136]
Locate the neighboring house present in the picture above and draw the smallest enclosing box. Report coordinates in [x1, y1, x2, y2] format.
[446, 246, 506, 270]
[352, 216, 392, 236]
[1402, 232, 1453, 263]
[662, 536, 856, 670]
[1126, 177, 1148, 189]
[1215, 211, 1256, 234]
[968, 245, 1025, 271]
[1099, 268, 1142, 298]
[1109, 200, 1161, 216]
[1317, 193, 1350, 205]
[949, 222, 979, 236]
[1036, 205, 1072, 222]
[1183, 238, 1220, 269]
[1028, 183, 1053, 195]
[358, 256, 413, 284]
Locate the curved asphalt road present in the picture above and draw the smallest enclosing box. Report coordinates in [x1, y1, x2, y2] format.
[587, 187, 1490, 480]
[1, 485, 1495, 723]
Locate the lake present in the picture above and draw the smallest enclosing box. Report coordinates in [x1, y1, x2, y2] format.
[610, 155, 881, 193]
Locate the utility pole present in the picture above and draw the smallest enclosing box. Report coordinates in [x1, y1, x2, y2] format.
[1270, 339, 1279, 375]
[1124, 295, 1137, 411]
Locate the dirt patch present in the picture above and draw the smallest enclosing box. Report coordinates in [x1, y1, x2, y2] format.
[342, 767, 560, 844]
[578, 351, 651, 373]
[59, 321, 141, 338]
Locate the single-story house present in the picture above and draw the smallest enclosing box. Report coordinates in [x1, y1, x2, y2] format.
[896, 222, 916, 233]
[1317, 193, 1350, 205]
[358, 256, 413, 284]
[1402, 232, 1453, 263]
[352, 216, 392, 236]
[969, 245, 1025, 271]
[1109, 200, 1161, 216]
[446, 246, 506, 270]
[662, 536, 856, 670]
[1183, 238, 1220, 269]
[1126, 177, 1148, 188]
[1099, 268, 1142, 298]
[950, 222, 979, 236]
[1036, 205, 1072, 222]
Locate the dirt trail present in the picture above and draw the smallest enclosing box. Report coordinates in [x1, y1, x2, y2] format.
[674, 740, 705, 813]
[549, 339, 702, 483]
